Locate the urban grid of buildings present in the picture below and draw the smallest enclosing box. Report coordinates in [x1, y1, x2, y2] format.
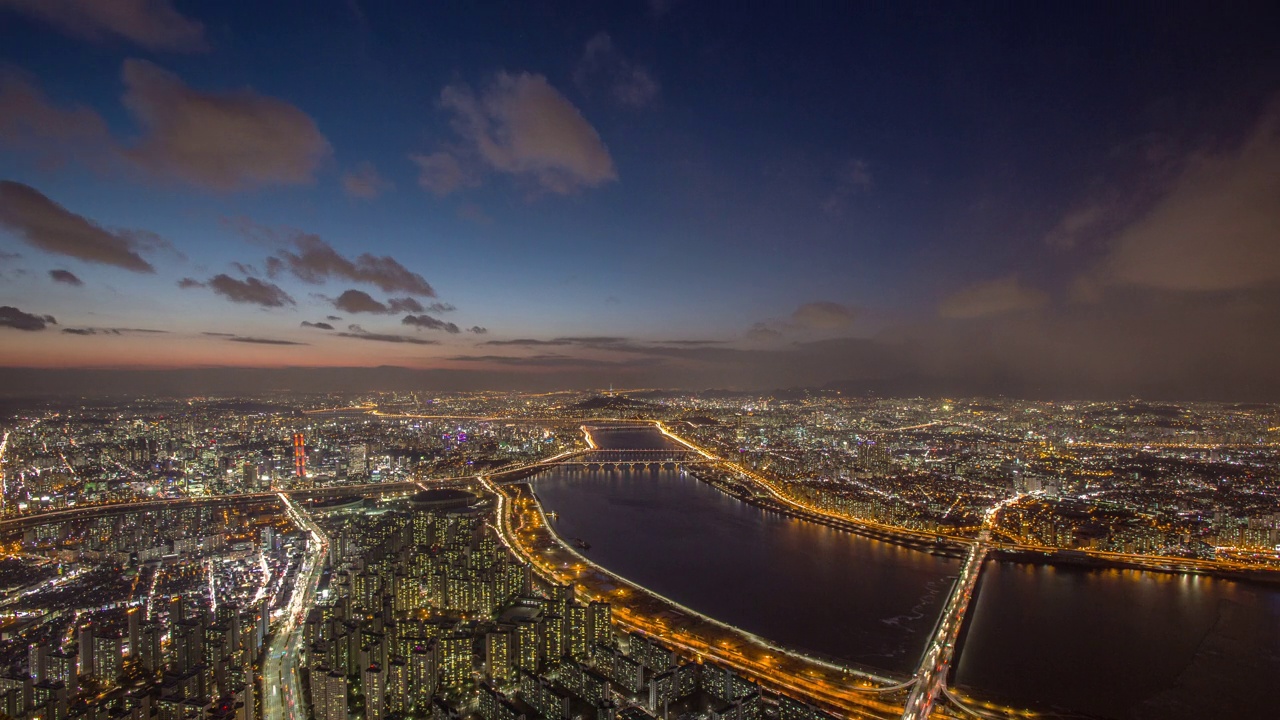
[0, 391, 1276, 720]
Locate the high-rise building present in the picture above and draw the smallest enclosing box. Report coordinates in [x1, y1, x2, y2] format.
[92, 634, 123, 684]
[77, 624, 94, 678]
[439, 635, 472, 688]
[484, 630, 513, 684]
[409, 644, 438, 712]
[138, 623, 163, 674]
[587, 601, 612, 648]
[47, 650, 77, 696]
[241, 462, 258, 490]
[363, 664, 384, 720]
[293, 433, 307, 478]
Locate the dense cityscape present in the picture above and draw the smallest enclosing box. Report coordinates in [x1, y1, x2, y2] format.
[4, 2, 1280, 719]
[0, 392, 1275, 720]
[4, 394, 1277, 568]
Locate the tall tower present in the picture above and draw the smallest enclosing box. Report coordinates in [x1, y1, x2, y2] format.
[293, 433, 307, 478]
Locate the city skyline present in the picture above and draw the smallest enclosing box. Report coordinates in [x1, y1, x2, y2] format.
[3, 2, 1280, 397]
[1, 391, 1277, 719]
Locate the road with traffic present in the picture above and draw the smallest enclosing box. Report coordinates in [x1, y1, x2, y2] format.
[263, 493, 329, 720]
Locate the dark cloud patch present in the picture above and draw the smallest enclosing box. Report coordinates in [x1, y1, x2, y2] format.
[426, 302, 456, 313]
[338, 325, 438, 345]
[557, 336, 628, 345]
[746, 322, 782, 342]
[325, 315, 342, 321]
[201, 332, 235, 337]
[449, 354, 658, 369]
[49, 269, 83, 286]
[0, 69, 112, 167]
[206, 274, 295, 307]
[0, 181, 156, 272]
[119, 227, 183, 257]
[300, 321, 334, 331]
[390, 297, 424, 313]
[120, 60, 330, 190]
[0, 0, 208, 52]
[176, 277, 204, 289]
[266, 232, 435, 296]
[0, 305, 55, 331]
[480, 336, 628, 347]
[330, 289, 423, 314]
[402, 314, 461, 333]
[225, 336, 307, 346]
[61, 326, 167, 336]
[656, 339, 725, 346]
[466, 326, 488, 334]
[481, 338, 571, 347]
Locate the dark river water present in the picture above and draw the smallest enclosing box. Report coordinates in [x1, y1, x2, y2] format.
[534, 428, 1280, 718]
[535, 428, 959, 674]
[953, 561, 1280, 719]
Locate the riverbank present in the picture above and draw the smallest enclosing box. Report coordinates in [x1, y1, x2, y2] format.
[489, 476, 933, 719]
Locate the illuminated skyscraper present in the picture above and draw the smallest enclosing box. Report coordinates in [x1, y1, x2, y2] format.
[293, 433, 307, 478]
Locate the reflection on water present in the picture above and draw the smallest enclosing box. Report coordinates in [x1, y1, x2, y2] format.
[534, 429, 959, 674]
[549, 428, 1280, 718]
[954, 560, 1280, 719]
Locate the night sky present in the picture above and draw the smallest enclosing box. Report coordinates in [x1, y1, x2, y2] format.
[1, 1, 1279, 397]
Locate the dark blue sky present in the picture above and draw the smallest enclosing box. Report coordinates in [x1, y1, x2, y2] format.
[1, 1, 1279, 396]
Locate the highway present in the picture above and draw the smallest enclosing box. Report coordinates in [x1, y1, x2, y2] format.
[480, 472, 934, 719]
[263, 493, 329, 720]
[653, 423, 1279, 578]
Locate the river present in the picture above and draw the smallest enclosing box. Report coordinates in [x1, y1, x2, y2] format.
[531, 427, 1280, 718]
[535, 427, 959, 675]
[953, 560, 1280, 719]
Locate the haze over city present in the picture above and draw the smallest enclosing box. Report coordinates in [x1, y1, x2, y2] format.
[1, 6, 1279, 720]
[2, 2, 1279, 397]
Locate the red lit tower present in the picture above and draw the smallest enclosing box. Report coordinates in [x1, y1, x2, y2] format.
[293, 433, 306, 478]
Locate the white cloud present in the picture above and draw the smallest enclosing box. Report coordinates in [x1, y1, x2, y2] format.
[438, 72, 617, 194]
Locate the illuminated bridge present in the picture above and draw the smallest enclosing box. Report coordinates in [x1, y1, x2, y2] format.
[551, 449, 713, 469]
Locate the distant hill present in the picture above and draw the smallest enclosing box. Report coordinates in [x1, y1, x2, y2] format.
[566, 394, 658, 412]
